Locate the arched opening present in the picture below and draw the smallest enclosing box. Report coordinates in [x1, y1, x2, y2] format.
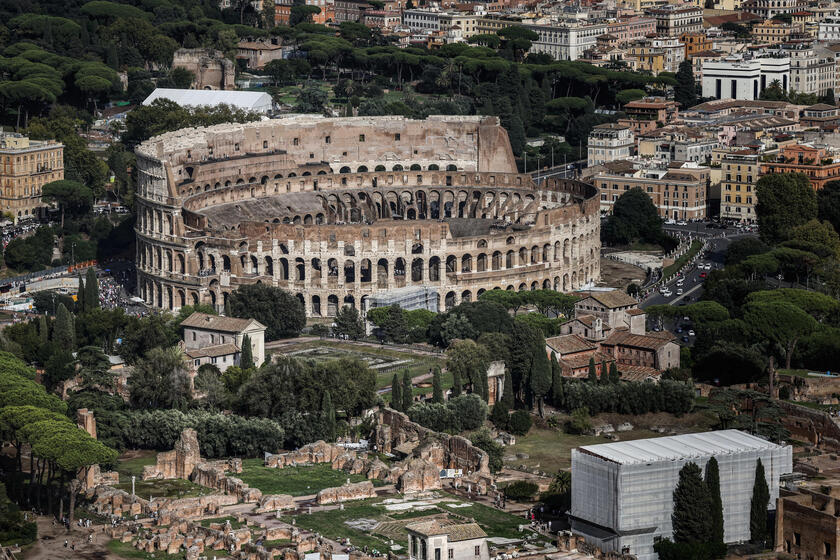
[492, 251, 502, 271]
[327, 295, 339, 316]
[340, 166, 351, 173]
[446, 164, 457, 171]
[312, 295, 322, 316]
[344, 260, 355, 283]
[393, 164, 404, 171]
[358, 165, 368, 172]
[265, 256, 274, 276]
[410, 164, 421, 171]
[445, 291, 456, 311]
[377, 259, 388, 288]
[461, 254, 472, 273]
[476, 253, 487, 272]
[394, 257, 406, 287]
[461, 290, 471, 303]
[360, 259, 372, 283]
[279, 258, 289, 280]
[222, 255, 231, 272]
[295, 258, 306, 281]
[429, 256, 440, 282]
[446, 255, 456, 276]
[411, 258, 423, 283]
[375, 165, 386, 172]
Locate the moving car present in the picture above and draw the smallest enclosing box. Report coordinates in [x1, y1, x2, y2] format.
[699, 272, 707, 278]
[676, 288, 684, 295]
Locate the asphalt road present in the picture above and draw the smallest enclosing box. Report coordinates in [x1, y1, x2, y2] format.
[640, 225, 757, 309]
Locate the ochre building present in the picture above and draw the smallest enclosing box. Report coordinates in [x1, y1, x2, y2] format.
[0, 132, 64, 221]
[134, 115, 601, 317]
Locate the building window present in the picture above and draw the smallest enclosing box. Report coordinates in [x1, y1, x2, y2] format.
[474, 546, 480, 556]
[448, 550, 454, 559]
[359, 134, 366, 142]
[293, 138, 300, 146]
[794, 533, 801, 546]
[263, 140, 268, 148]
[395, 133, 401, 141]
[325, 136, 331, 143]
[192, 332, 196, 341]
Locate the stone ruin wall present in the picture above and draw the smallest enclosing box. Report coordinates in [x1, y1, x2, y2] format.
[171, 48, 235, 90]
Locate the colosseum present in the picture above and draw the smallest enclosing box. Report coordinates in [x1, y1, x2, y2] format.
[134, 115, 601, 317]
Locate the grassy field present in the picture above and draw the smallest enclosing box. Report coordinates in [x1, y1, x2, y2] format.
[235, 461, 372, 496]
[113, 451, 215, 499]
[282, 495, 531, 553]
[269, 339, 445, 390]
[506, 411, 717, 472]
[282, 499, 388, 551]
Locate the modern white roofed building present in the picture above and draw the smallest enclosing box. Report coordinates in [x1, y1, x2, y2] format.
[142, 88, 274, 114]
[570, 430, 792, 560]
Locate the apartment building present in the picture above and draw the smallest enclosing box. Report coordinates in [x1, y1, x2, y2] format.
[680, 31, 710, 57]
[361, 10, 401, 29]
[0, 132, 64, 221]
[274, 0, 333, 24]
[701, 57, 790, 100]
[626, 36, 685, 74]
[742, 0, 797, 19]
[334, 0, 403, 22]
[594, 161, 709, 220]
[607, 16, 656, 44]
[720, 150, 759, 222]
[525, 21, 609, 60]
[648, 5, 703, 37]
[617, 97, 680, 134]
[800, 103, 840, 130]
[638, 133, 719, 163]
[818, 16, 840, 41]
[788, 46, 836, 97]
[751, 19, 797, 44]
[760, 144, 840, 190]
[402, 9, 479, 37]
[588, 124, 634, 167]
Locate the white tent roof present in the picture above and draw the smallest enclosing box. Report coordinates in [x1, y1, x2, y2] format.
[579, 429, 783, 465]
[142, 88, 273, 113]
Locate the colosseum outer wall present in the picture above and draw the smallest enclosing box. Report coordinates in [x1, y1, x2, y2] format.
[134, 115, 601, 317]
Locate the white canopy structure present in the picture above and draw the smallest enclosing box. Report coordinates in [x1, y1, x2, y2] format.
[142, 88, 273, 114]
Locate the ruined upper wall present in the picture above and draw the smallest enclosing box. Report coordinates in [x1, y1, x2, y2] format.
[135, 115, 518, 201]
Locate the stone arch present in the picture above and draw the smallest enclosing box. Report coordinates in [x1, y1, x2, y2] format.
[377, 258, 388, 288]
[445, 291, 456, 311]
[222, 255, 231, 272]
[360, 259, 372, 283]
[429, 256, 440, 282]
[476, 253, 487, 272]
[492, 251, 502, 271]
[461, 254, 472, 273]
[327, 295, 339, 316]
[394, 257, 406, 286]
[312, 295, 322, 316]
[295, 258, 306, 281]
[519, 247, 528, 266]
[554, 241, 561, 261]
[344, 260, 355, 283]
[505, 250, 515, 269]
[411, 257, 424, 283]
[340, 166, 351, 173]
[446, 255, 456, 275]
[265, 256, 274, 276]
[461, 290, 472, 303]
[543, 244, 551, 262]
[279, 257, 289, 280]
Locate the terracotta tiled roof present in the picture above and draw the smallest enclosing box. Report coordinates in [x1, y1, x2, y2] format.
[584, 290, 639, 309]
[180, 312, 265, 333]
[559, 350, 614, 370]
[185, 343, 239, 358]
[602, 329, 675, 350]
[618, 365, 663, 381]
[546, 334, 597, 355]
[806, 103, 837, 111]
[406, 521, 487, 542]
[626, 308, 646, 316]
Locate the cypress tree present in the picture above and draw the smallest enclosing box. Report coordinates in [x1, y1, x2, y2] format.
[432, 367, 444, 403]
[599, 361, 610, 384]
[401, 370, 413, 412]
[530, 345, 552, 416]
[452, 369, 462, 397]
[390, 373, 402, 411]
[608, 362, 621, 384]
[671, 462, 713, 544]
[550, 355, 564, 407]
[54, 303, 75, 352]
[240, 334, 254, 369]
[587, 357, 598, 383]
[39, 315, 49, 345]
[750, 458, 770, 545]
[705, 457, 725, 547]
[85, 267, 99, 310]
[501, 365, 514, 408]
[322, 390, 336, 441]
[77, 274, 85, 312]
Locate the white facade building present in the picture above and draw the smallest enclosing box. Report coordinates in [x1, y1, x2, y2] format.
[526, 22, 608, 60]
[571, 430, 793, 560]
[588, 124, 634, 167]
[818, 17, 840, 42]
[407, 521, 489, 560]
[789, 46, 836, 96]
[701, 57, 790, 100]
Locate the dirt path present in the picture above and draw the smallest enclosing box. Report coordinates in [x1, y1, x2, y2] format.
[22, 516, 115, 560]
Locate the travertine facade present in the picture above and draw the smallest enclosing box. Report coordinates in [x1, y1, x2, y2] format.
[0, 132, 63, 221]
[171, 48, 236, 90]
[135, 116, 601, 316]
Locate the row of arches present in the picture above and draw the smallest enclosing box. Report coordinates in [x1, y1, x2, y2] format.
[140, 263, 598, 316]
[139, 205, 175, 237]
[338, 164, 458, 173]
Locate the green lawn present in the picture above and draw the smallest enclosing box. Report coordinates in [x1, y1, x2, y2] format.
[235, 461, 371, 496]
[439, 493, 528, 539]
[281, 499, 390, 552]
[106, 539, 185, 559]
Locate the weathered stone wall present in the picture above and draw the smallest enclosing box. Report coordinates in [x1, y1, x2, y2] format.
[133, 115, 600, 315]
[171, 48, 235, 90]
[315, 481, 377, 504]
[778, 400, 840, 452]
[142, 428, 201, 480]
[265, 441, 344, 467]
[375, 408, 490, 476]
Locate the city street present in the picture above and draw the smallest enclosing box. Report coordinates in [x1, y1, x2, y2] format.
[640, 225, 756, 309]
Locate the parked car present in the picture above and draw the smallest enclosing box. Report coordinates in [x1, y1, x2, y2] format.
[676, 220, 688, 226]
[677, 288, 684, 295]
[699, 272, 707, 278]
[665, 219, 676, 225]
[688, 330, 696, 336]
[704, 263, 712, 270]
